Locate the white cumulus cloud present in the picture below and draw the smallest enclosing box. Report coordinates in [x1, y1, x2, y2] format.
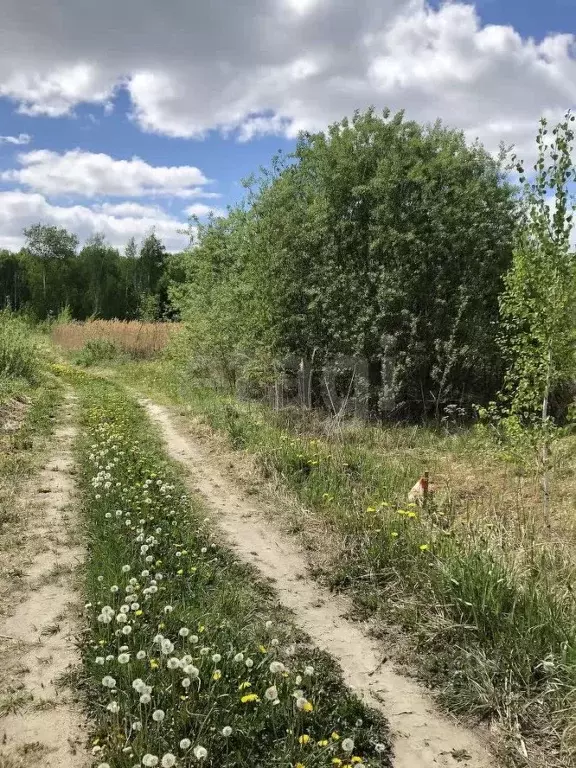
[0, 0, 573, 157]
[184, 203, 227, 218]
[1, 149, 211, 198]
[0, 191, 190, 251]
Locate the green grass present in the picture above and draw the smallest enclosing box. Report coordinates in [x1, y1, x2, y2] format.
[0, 311, 46, 385]
[67, 371, 391, 768]
[111, 359, 576, 767]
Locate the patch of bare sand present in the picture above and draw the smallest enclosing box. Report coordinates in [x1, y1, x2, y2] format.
[143, 398, 498, 768]
[0, 394, 87, 768]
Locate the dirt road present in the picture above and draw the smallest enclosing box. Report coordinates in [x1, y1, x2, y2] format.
[143, 398, 497, 768]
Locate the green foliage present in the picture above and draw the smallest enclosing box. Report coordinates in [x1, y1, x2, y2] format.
[0, 310, 42, 383]
[173, 108, 517, 417]
[500, 113, 576, 419]
[0, 225, 177, 322]
[73, 338, 119, 367]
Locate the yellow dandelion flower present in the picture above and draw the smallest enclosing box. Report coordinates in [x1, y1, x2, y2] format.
[391, 531, 399, 538]
[419, 544, 429, 551]
[366, 506, 377, 513]
[317, 740, 329, 747]
[198, 625, 205, 633]
[259, 645, 267, 653]
[240, 693, 260, 704]
[177, 569, 184, 575]
[295, 764, 306, 768]
[212, 670, 222, 681]
[150, 659, 159, 669]
[135, 610, 143, 616]
[331, 732, 340, 741]
[238, 681, 252, 690]
[407, 511, 417, 518]
[299, 735, 311, 745]
[331, 760, 342, 766]
[303, 701, 313, 712]
[351, 758, 363, 764]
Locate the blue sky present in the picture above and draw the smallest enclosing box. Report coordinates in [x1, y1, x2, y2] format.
[0, 0, 574, 251]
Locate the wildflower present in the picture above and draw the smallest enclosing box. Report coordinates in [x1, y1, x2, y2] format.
[222, 726, 232, 737]
[167, 657, 180, 670]
[118, 653, 130, 665]
[265, 685, 279, 702]
[331, 760, 342, 766]
[102, 676, 116, 689]
[95, 657, 105, 666]
[296, 697, 313, 712]
[136, 650, 147, 660]
[212, 670, 222, 681]
[179, 627, 190, 637]
[304, 666, 314, 676]
[140, 693, 152, 704]
[245, 658, 254, 668]
[122, 625, 132, 635]
[132, 721, 142, 732]
[342, 738, 354, 753]
[107, 701, 120, 713]
[269, 661, 285, 674]
[200, 648, 210, 656]
[331, 732, 340, 741]
[299, 735, 311, 745]
[183, 664, 199, 678]
[122, 565, 131, 573]
[212, 653, 222, 663]
[142, 755, 159, 767]
[351, 758, 363, 764]
[161, 755, 176, 767]
[238, 681, 251, 690]
[375, 743, 387, 754]
[179, 738, 191, 750]
[181, 677, 191, 688]
[265, 620, 273, 630]
[391, 531, 399, 538]
[241, 693, 260, 703]
[419, 544, 429, 552]
[317, 740, 329, 747]
[233, 652, 244, 663]
[296, 764, 305, 768]
[193, 745, 207, 760]
[152, 709, 165, 722]
[189, 634, 199, 644]
[161, 639, 175, 655]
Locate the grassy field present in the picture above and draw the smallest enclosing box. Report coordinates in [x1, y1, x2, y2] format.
[52, 320, 181, 360]
[65, 370, 391, 768]
[110, 358, 576, 767]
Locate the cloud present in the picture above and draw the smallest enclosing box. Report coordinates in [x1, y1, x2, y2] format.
[184, 203, 227, 218]
[1, 149, 211, 198]
[0, 133, 31, 145]
[0, 1, 574, 159]
[0, 190, 190, 251]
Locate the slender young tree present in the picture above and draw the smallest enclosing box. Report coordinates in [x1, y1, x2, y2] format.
[499, 112, 576, 522]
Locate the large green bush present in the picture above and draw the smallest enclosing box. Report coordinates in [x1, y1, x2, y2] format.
[172, 108, 518, 417]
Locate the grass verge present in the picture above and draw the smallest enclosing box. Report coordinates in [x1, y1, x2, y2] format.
[111, 360, 576, 767]
[69, 369, 391, 768]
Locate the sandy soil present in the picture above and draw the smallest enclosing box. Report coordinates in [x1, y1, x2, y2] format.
[144, 398, 498, 768]
[0, 394, 87, 768]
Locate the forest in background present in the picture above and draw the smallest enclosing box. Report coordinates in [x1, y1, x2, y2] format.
[0, 226, 182, 322]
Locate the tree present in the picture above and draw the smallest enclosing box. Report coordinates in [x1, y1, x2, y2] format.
[497, 112, 576, 521]
[173, 108, 518, 415]
[137, 231, 167, 318]
[23, 224, 78, 317]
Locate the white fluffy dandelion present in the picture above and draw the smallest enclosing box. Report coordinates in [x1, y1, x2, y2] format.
[221, 726, 233, 737]
[193, 746, 207, 760]
[342, 738, 354, 753]
[179, 738, 191, 750]
[161, 755, 176, 768]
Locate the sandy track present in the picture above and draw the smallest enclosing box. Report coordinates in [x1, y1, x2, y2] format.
[143, 398, 497, 768]
[0, 394, 87, 768]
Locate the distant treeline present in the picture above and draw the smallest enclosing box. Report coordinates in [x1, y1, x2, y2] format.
[0, 225, 184, 321]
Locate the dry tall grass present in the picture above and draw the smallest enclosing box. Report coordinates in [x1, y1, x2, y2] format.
[52, 320, 180, 359]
